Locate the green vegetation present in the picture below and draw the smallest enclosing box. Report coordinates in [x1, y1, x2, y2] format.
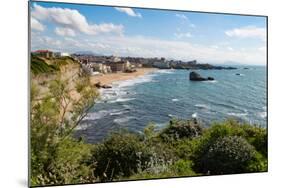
[30, 74, 99, 186]
[31, 55, 59, 75]
[92, 131, 154, 181]
[30, 64, 267, 186]
[31, 55, 78, 75]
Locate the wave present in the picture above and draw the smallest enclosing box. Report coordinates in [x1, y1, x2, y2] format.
[114, 116, 135, 124]
[258, 111, 267, 119]
[156, 69, 175, 74]
[172, 98, 179, 102]
[108, 98, 136, 103]
[195, 104, 209, 109]
[227, 112, 248, 117]
[113, 74, 155, 88]
[203, 80, 218, 83]
[83, 109, 125, 121]
[168, 114, 177, 118]
[109, 110, 128, 116]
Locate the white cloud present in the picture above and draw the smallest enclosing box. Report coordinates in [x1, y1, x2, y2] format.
[174, 32, 192, 39]
[32, 28, 266, 65]
[211, 45, 219, 49]
[227, 47, 234, 51]
[115, 7, 142, 18]
[176, 14, 188, 20]
[30, 17, 44, 32]
[32, 32, 266, 65]
[31, 4, 124, 36]
[225, 26, 266, 40]
[55, 27, 76, 37]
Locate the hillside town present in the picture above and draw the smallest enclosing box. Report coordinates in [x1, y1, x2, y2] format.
[31, 49, 237, 76]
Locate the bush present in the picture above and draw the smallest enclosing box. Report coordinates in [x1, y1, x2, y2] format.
[242, 126, 267, 157]
[245, 152, 268, 172]
[160, 119, 203, 141]
[199, 136, 256, 174]
[31, 135, 94, 186]
[128, 159, 196, 180]
[92, 131, 154, 181]
[170, 160, 196, 176]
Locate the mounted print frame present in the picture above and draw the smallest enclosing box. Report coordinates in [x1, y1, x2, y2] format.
[29, 0, 268, 187]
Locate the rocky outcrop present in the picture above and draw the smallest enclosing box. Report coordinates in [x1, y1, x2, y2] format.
[189, 71, 206, 81]
[95, 82, 112, 89]
[189, 71, 215, 81]
[207, 77, 214, 81]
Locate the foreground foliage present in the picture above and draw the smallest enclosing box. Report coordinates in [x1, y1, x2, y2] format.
[30, 74, 99, 186]
[31, 73, 267, 185]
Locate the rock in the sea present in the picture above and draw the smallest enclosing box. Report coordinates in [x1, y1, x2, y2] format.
[207, 77, 214, 81]
[189, 71, 207, 81]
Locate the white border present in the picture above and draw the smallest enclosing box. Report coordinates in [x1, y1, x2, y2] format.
[1, 0, 281, 188]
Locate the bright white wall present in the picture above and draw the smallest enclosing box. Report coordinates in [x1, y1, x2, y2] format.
[0, 0, 280, 188]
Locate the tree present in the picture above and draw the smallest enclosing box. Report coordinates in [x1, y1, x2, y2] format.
[30, 74, 99, 186]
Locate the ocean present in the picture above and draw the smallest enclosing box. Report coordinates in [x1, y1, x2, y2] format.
[75, 66, 267, 143]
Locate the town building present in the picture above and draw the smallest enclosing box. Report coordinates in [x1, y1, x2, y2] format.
[91, 63, 112, 74]
[153, 60, 170, 69]
[106, 61, 126, 72]
[54, 52, 71, 57]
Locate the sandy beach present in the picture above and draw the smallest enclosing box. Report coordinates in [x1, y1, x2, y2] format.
[90, 68, 158, 85]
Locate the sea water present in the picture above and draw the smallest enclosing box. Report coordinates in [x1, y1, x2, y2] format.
[75, 66, 267, 143]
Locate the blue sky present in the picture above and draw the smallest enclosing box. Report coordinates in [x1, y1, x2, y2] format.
[30, 1, 267, 65]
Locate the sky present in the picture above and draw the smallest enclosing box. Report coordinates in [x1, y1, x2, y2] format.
[30, 1, 267, 65]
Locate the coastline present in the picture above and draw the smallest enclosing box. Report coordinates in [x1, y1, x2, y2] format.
[90, 68, 158, 85]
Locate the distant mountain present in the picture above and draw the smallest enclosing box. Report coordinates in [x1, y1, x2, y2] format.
[73, 51, 103, 56]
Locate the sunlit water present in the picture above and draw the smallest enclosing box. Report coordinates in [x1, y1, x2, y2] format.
[75, 66, 267, 143]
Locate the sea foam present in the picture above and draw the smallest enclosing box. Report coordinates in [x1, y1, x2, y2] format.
[195, 104, 209, 109]
[227, 112, 248, 117]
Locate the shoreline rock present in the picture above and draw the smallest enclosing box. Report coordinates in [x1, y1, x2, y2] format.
[95, 82, 112, 89]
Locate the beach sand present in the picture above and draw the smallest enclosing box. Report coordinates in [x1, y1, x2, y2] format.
[90, 68, 158, 85]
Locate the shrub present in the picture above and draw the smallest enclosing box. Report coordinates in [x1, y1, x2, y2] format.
[160, 119, 203, 141]
[245, 152, 268, 172]
[92, 131, 154, 181]
[199, 136, 256, 174]
[173, 138, 202, 159]
[128, 159, 196, 180]
[31, 137, 94, 186]
[242, 126, 267, 157]
[170, 160, 196, 176]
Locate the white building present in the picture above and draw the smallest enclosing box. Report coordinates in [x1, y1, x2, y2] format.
[153, 61, 170, 69]
[54, 52, 70, 57]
